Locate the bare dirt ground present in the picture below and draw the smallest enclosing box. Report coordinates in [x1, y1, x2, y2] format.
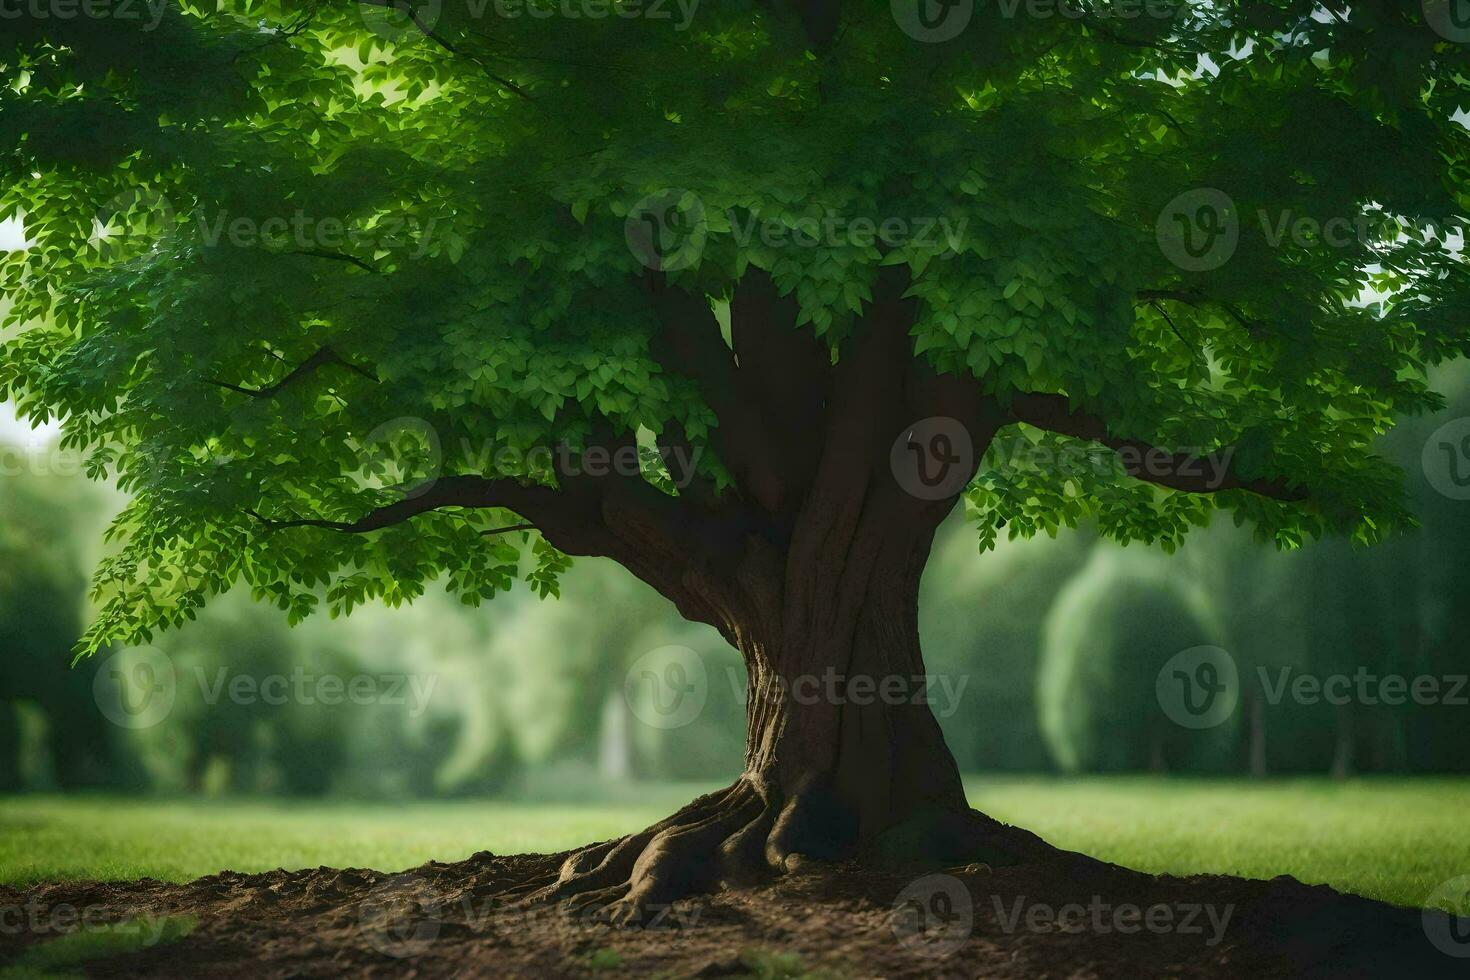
[1, 845, 1463, 978]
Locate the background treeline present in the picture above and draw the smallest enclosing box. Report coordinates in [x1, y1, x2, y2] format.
[2, 364, 1467, 796]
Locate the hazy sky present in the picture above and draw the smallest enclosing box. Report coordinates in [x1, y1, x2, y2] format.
[0, 215, 27, 251]
[0, 403, 59, 448]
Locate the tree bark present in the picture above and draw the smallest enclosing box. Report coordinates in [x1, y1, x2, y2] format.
[524, 476, 1054, 923]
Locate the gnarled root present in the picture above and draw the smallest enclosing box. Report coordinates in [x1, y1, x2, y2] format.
[515, 776, 1063, 927]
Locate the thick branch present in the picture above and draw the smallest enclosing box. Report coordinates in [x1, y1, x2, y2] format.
[728, 269, 831, 514]
[645, 273, 788, 513]
[1007, 392, 1307, 501]
[250, 463, 751, 633]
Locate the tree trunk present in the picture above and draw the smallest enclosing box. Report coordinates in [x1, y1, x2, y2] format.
[515, 269, 1058, 923]
[525, 481, 1053, 923]
[1248, 692, 1268, 778]
[736, 497, 976, 870]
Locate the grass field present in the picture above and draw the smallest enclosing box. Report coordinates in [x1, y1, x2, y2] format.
[2, 777, 1466, 912]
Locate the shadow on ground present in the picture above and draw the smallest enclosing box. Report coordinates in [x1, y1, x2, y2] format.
[0, 846, 1463, 978]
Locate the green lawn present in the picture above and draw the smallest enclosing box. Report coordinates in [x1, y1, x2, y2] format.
[2, 777, 1466, 912]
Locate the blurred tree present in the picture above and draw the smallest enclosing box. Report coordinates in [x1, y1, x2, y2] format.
[922, 514, 1092, 772]
[4, 2, 1467, 916]
[1037, 548, 1236, 773]
[0, 455, 134, 789]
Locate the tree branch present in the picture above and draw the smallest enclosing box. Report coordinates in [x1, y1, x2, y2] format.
[1007, 392, 1306, 501]
[289, 248, 380, 275]
[249, 464, 751, 633]
[1138, 289, 1260, 336]
[357, 0, 534, 102]
[208, 347, 376, 399]
[644, 273, 788, 513]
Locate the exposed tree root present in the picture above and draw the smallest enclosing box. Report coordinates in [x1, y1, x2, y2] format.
[515, 777, 1071, 926]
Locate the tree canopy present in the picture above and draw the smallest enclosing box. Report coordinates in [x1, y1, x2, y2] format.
[1, 1, 1467, 654]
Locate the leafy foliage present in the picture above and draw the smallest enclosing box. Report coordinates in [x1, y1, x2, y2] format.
[1, 1, 1466, 652]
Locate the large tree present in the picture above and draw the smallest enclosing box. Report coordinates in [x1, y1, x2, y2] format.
[2, 1, 1467, 920]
